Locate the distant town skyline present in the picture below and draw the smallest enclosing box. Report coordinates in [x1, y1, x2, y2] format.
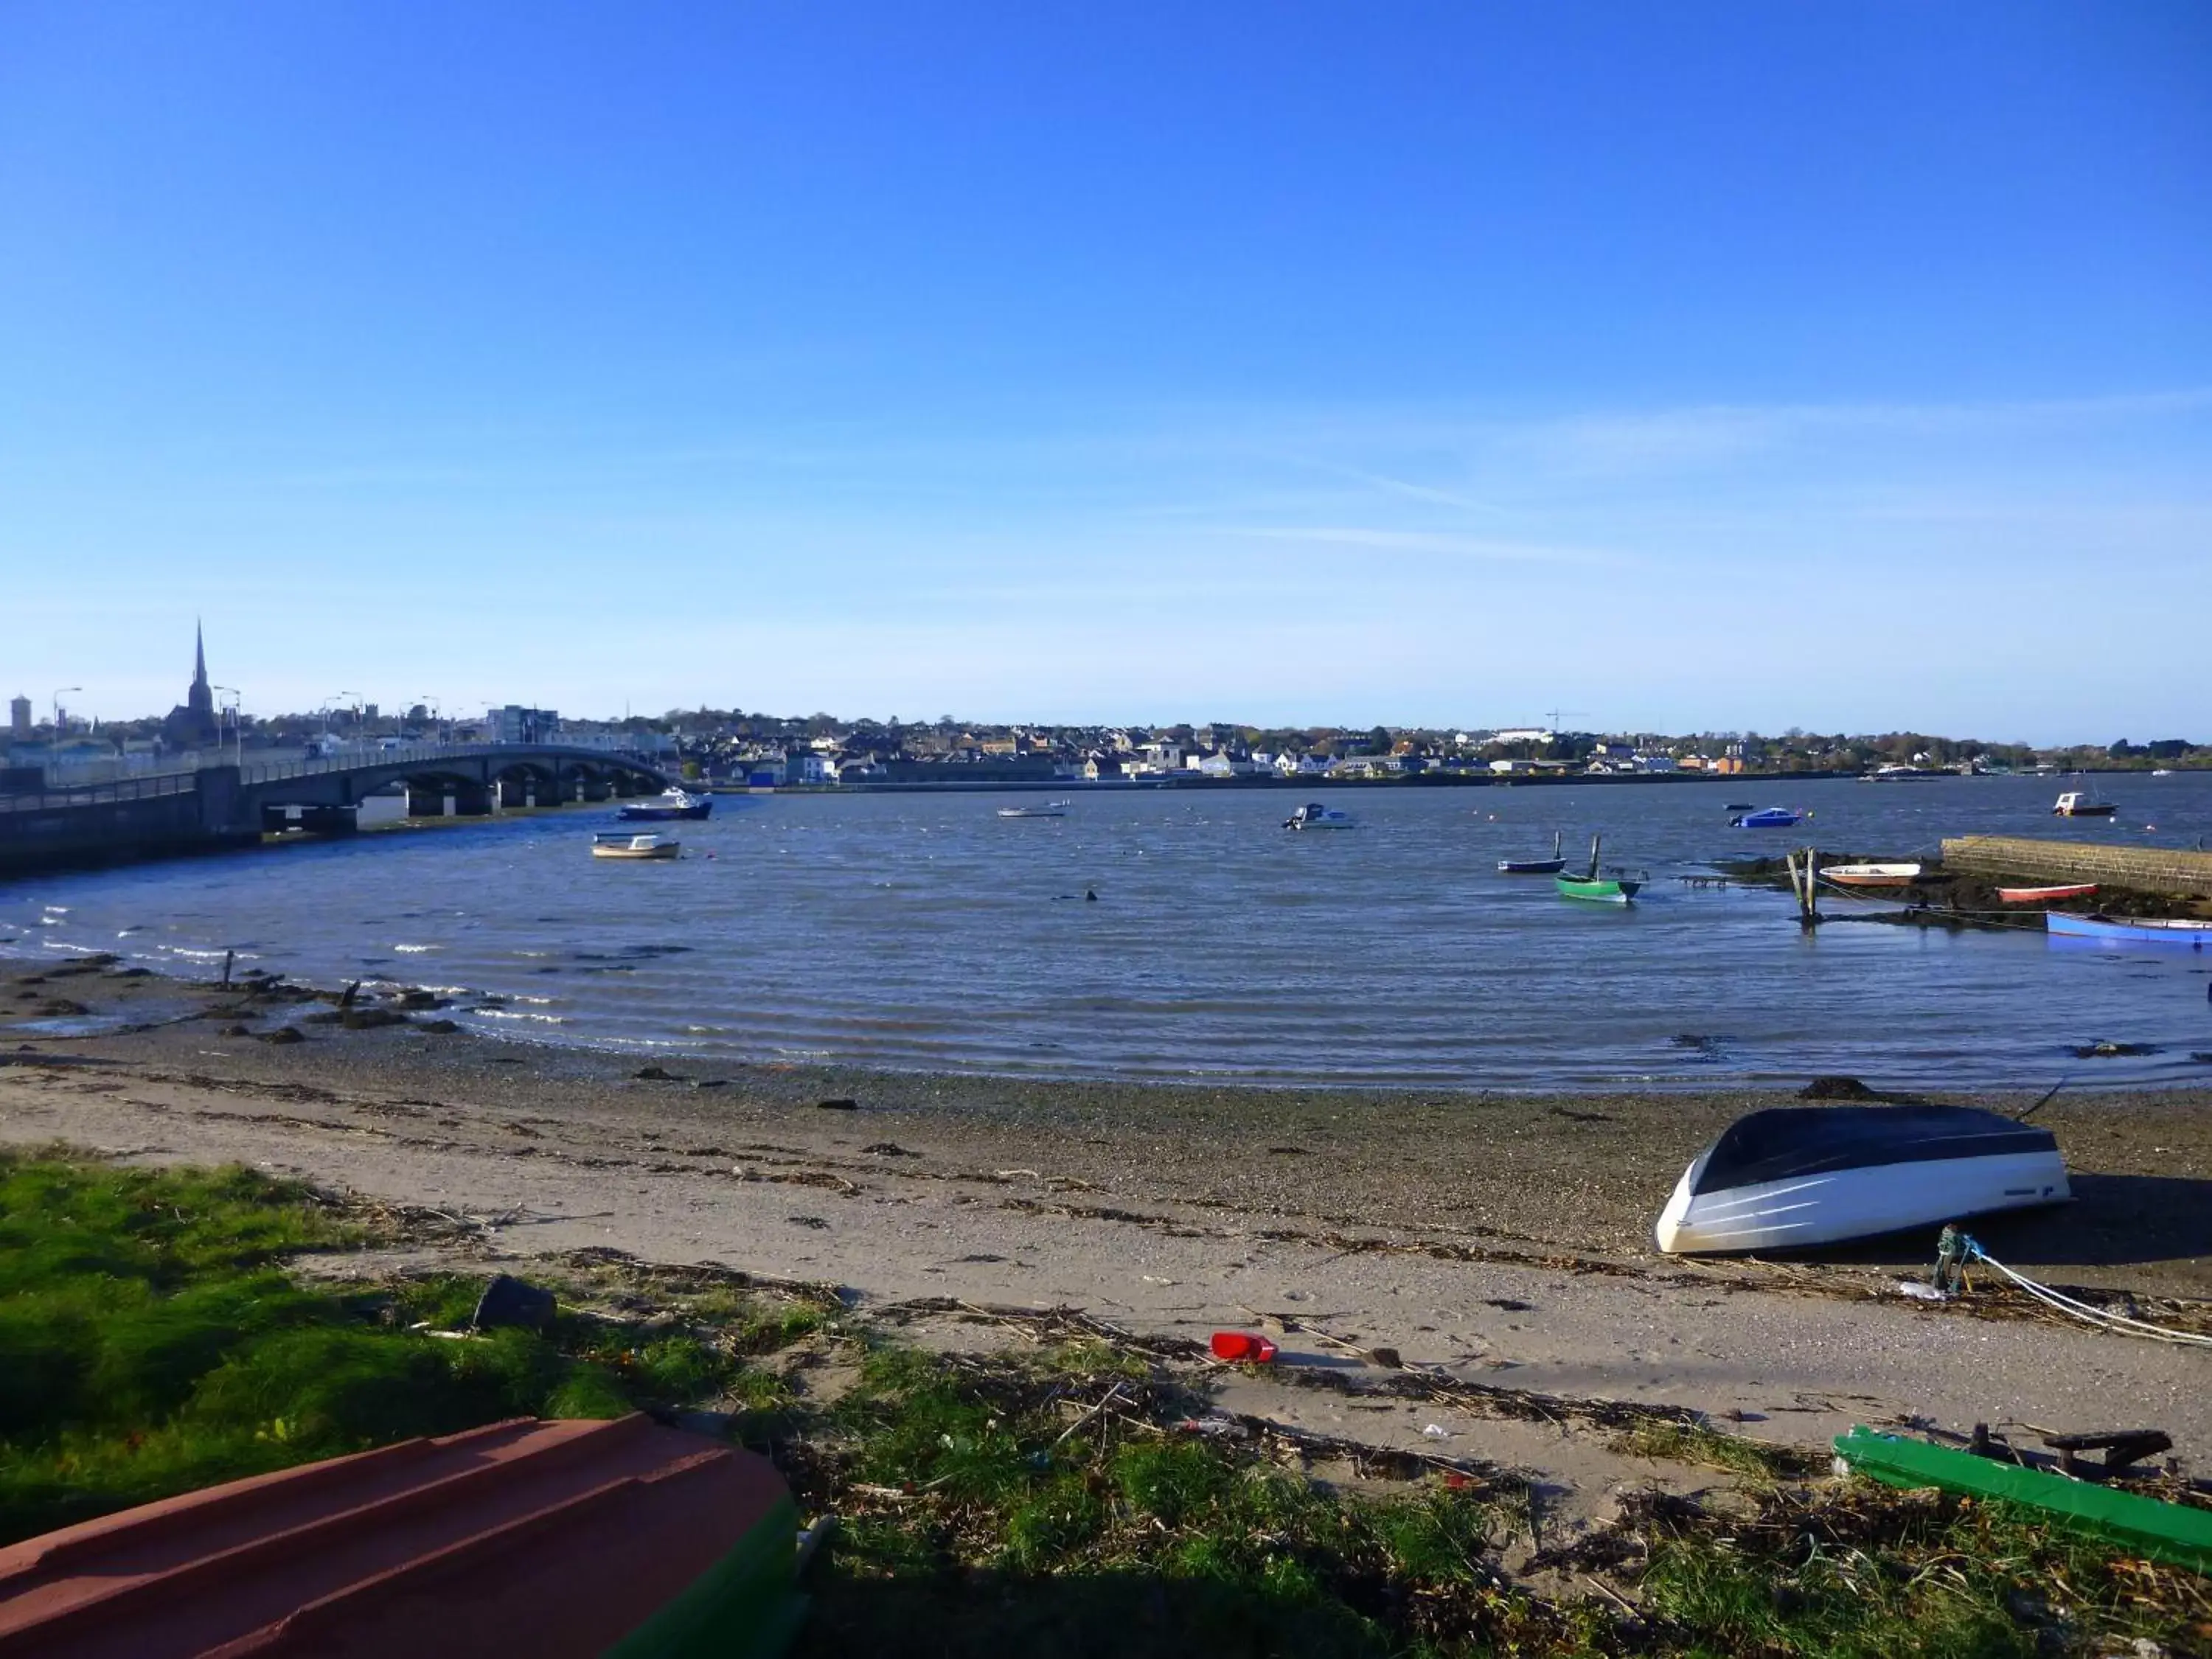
[3, 4, 2205, 741]
[8, 617, 2198, 757]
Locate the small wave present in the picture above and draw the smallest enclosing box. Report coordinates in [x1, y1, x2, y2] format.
[167, 947, 256, 963]
[472, 1008, 567, 1025]
[393, 944, 437, 954]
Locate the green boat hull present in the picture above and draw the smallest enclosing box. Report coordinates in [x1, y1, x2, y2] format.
[1833, 1426, 2212, 1573]
[1555, 875, 1640, 903]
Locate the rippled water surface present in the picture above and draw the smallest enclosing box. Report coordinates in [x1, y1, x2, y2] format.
[7, 775, 2210, 1089]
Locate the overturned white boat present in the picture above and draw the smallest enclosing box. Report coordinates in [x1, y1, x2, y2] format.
[1655, 1104, 2068, 1254]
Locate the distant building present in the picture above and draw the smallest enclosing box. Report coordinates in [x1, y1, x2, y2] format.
[159, 622, 221, 749]
[7, 695, 28, 738]
[487, 706, 560, 743]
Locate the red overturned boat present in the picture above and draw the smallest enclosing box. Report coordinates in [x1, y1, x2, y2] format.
[0, 1414, 804, 1659]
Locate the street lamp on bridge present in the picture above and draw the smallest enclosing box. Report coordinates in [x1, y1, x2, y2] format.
[51, 687, 80, 735]
[211, 686, 243, 765]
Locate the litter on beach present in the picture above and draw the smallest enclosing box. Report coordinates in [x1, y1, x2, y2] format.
[1210, 1331, 1279, 1363]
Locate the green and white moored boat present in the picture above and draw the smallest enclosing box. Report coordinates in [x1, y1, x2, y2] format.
[1554, 834, 1644, 904]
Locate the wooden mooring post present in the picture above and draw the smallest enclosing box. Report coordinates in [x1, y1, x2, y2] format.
[1787, 846, 1821, 928]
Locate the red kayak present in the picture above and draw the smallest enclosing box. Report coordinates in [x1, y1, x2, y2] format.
[1997, 883, 2098, 903]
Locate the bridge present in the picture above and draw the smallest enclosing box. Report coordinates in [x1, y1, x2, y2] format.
[0, 742, 677, 876]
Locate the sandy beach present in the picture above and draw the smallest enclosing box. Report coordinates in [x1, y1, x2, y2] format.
[7, 956, 2212, 1528]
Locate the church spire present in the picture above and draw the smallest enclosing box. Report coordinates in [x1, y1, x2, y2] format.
[194, 619, 208, 689]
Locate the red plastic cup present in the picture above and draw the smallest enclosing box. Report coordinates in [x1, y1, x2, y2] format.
[1209, 1331, 1279, 1363]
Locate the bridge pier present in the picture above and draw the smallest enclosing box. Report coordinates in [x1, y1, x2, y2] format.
[497, 778, 529, 810]
[405, 787, 446, 818]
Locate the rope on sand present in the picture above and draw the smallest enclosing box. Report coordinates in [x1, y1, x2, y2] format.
[1963, 1238, 2212, 1349]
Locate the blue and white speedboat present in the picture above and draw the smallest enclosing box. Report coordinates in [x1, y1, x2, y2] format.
[1728, 807, 1800, 829]
[618, 787, 713, 822]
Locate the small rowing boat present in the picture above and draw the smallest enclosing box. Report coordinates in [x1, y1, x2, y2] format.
[1821, 862, 1923, 888]
[1498, 830, 1567, 874]
[2045, 911, 2212, 947]
[1655, 1103, 2070, 1253]
[591, 832, 681, 860]
[1555, 833, 1643, 903]
[1997, 883, 2098, 903]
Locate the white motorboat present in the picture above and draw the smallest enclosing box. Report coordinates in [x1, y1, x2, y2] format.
[1284, 802, 1355, 830]
[997, 801, 1069, 818]
[2052, 786, 2115, 817]
[591, 832, 681, 860]
[1655, 1104, 2068, 1254]
[619, 787, 713, 822]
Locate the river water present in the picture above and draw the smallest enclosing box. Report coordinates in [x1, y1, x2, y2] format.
[6, 775, 2209, 1091]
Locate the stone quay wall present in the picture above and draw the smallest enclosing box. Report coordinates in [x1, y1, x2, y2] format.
[1940, 835, 2212, 899]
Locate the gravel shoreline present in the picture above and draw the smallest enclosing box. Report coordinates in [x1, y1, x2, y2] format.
[7, 956, 2210, 1294]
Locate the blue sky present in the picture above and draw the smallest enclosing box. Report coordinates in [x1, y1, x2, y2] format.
[2, 3, 2206, 742]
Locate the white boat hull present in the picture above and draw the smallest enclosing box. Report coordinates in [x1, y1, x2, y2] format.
[1655, 1150, 2070, 1254]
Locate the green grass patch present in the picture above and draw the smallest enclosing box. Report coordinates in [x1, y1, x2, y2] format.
[799, 1345, 2212, 1658]
[0, 1150, 819, 1545]
[1635, 1483, 2212, 1658]
[1612, 1419, 1819, 1484]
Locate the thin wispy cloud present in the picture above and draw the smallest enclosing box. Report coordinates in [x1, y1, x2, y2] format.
[1218, 526, 1620, 566]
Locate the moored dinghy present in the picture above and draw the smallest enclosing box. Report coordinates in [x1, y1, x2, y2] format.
[1499, 830, 1567, 874]
[1554, 833, 1644, 903]
[1997, 883, 2098, 903]
[591, 832, 681, 860]
[1655, 1103, 2070, 1254]
[1820, 862, 1924, 889]
[2045, 911, 2212, 948]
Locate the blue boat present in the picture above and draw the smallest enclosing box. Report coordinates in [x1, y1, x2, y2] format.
[2045, 911, 2211, 949]
[1729, 807, 1800, 829]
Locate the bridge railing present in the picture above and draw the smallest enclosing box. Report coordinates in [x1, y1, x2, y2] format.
[0, 772, 200, 814]
[233, 742, 667, 786]
[1, 741, 667, 813]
